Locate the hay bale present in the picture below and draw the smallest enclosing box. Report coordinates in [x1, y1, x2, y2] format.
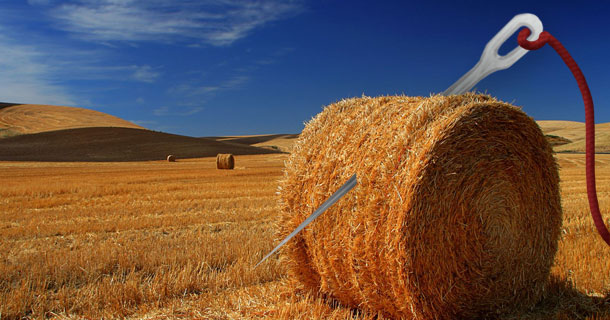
[278, 93, 562, 319]
[167, 155, 176, 162]
[217, 153, 235, 169]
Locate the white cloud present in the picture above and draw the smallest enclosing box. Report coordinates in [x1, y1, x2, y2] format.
[152, 106, 169, 116]
[224, 75, 249, 88]
[153, 106, 204, 116]
[169, 75, 249, 97]
[0, 33, 76, 106]
[48, 0, 304, 46]
[130, 119, 157, 127]
[132, 65, 160, 83]
[28, 0, 52, 6]
[199, 86, 220, 94]
[57, 64, 164, 84]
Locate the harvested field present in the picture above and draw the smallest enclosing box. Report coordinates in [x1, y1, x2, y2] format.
[211, 134, 300, 153]
[0, 153, 609, 319]
[538, 120, 610, 153]
[0, 127, 281, 162]
[0, 104, 143, 136]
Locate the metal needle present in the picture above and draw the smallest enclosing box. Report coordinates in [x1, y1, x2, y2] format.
[255, 13, 543, 267]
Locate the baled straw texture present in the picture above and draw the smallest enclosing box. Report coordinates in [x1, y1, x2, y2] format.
[167, 155, 176, 162]
[277, 93, 562, 319]
[216, 153, 235, 169]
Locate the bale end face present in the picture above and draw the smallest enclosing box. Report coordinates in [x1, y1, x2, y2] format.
[167, 155, 176, 162]
[217, 153, 235, 169]
[278, 93, 562, 319]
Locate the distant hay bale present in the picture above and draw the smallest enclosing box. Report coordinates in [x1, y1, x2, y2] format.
[167, 155, 175, 162]
[216, 153, 235, 169]
[278, 93, 562, 319]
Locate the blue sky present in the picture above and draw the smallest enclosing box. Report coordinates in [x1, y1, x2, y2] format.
[0, 0, 608, 136]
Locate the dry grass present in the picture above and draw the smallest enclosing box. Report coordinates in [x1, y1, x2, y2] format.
[216, 154, 235, 170]
[211, 134, 299, 153]
[1, 153, 609, 319]
[537, 121, 610, 153]
[279, 94, 563, 319]
[0, 104, 143, 136]
[0, 155, 283, 319]
[0, 127, 280, 162]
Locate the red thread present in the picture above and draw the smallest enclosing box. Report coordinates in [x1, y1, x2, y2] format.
[518, 28, 610, 246]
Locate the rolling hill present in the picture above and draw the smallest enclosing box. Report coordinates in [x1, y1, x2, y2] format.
[537, 120, 610, 153]
[210, 120, 610, 154]
[0, 127, 280, 161]
[210, 134, 300, 153]
[0, 103, 143, 138]
[1, 102, 609, 162]
[0, 103, 281, 161]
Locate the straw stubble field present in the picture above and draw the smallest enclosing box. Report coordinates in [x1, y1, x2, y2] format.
[0, 153, 609, 319]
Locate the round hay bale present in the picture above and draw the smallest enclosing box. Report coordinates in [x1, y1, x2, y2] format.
[167, 155, 176, 162]
[278, 93, 562, 319]
[216, 153, 235, 169]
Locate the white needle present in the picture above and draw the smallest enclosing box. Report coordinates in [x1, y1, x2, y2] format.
[255, 13, 543, 267]
[443, 13, 543, 95]
[254, 174, 357, 268]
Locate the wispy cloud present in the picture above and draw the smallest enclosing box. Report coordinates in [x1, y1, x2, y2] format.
[0, 23, 158, 107]
[0, 32, 76, 106]
[129, 119, 177, 133]
[55, 64, 163, 84]
[131, 65, 160, 83]
[27, 0, 53, 6]
[161, 73, 251, 117]
[169, 75, 249, 97]
[253, 47, 295, 67]
[153, 106, 204, 117]
[130, 119, 157, 127]
[48, 0, 304, 46]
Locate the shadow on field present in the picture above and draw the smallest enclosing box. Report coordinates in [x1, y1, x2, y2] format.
[206, 133, 298, 145]
[0, 102, 21, 110]
[0, 127, 285, 161]
[509, 276, 610, 319]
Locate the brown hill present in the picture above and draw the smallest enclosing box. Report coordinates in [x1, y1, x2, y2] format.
[2, 101, 607, 160]
[211, 134, 300, 152]
[208, 119, 610, 154]
[0, 127, 281, 162]
[0, 103, 143, 138]
[545, 134, 572, 147]
[537, 120, 610, 153]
